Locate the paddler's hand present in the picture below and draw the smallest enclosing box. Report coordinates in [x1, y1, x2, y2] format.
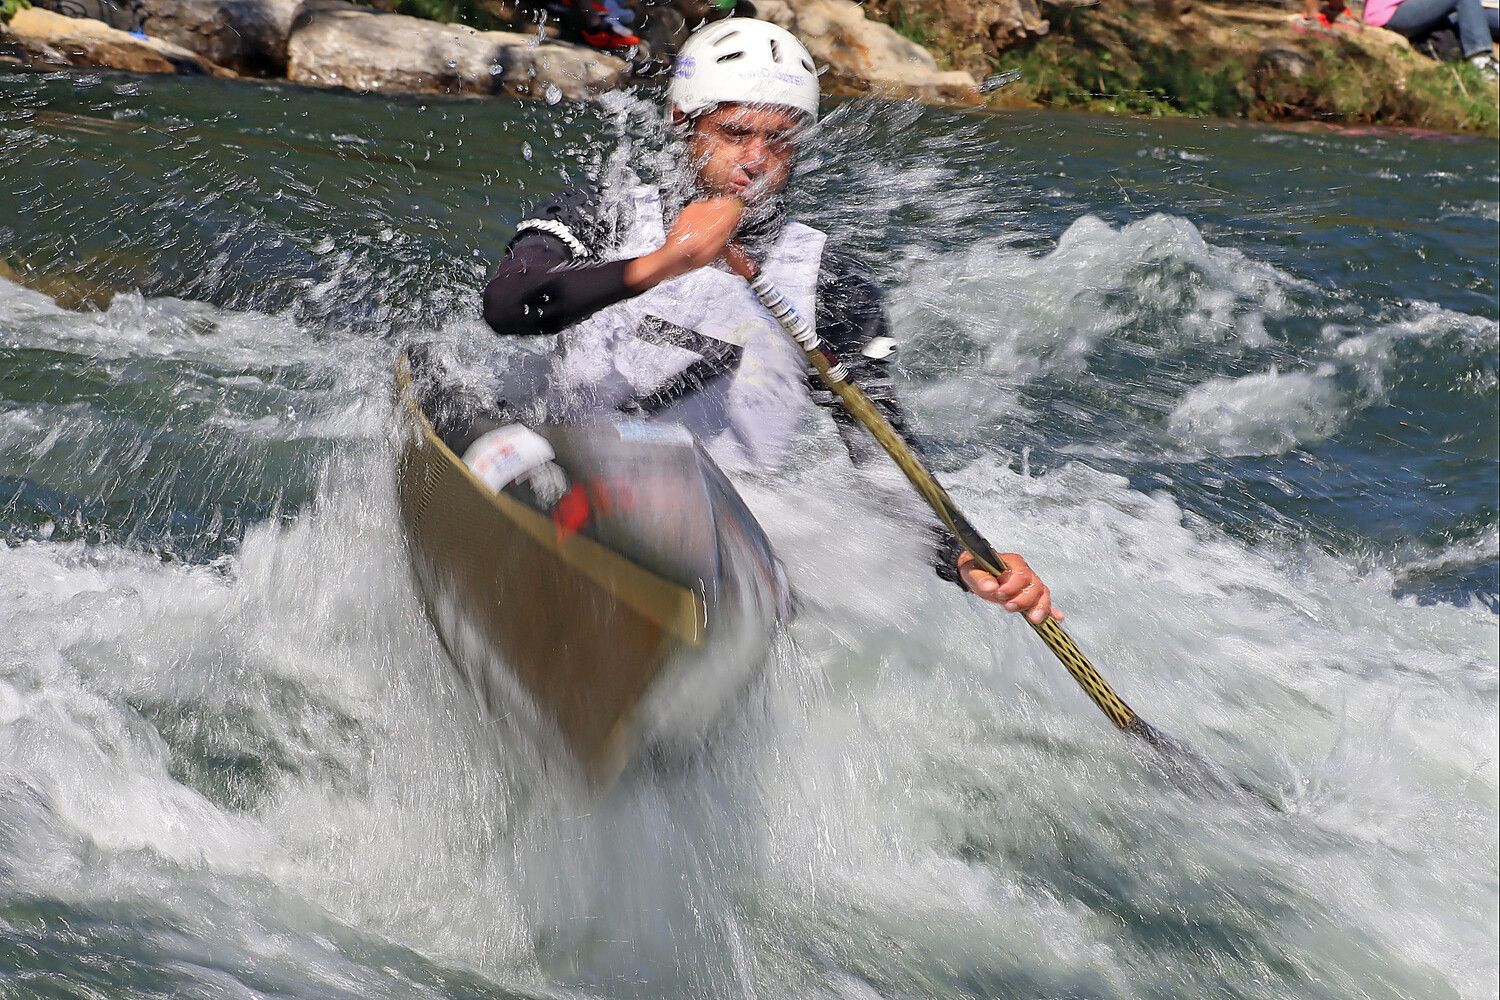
[623, 197, 744, 292]
[956, 550, 1062, 624]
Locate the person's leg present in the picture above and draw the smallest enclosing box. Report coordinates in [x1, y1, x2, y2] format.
[1384, 0, 1462, 36]
[1449, 0, 1492, 54]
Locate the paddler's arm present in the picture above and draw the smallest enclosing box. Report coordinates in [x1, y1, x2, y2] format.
[482, 237, 634, 337]
[481, 196, 739, 337]
[812, 253, 1060, 622]
[810, 260, 965, 586]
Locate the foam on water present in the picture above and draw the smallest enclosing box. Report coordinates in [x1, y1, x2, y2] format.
[2, 80, 1496, 999]
[3, 280, 1495, 998]
[889, 210, 1498, 486]
[945, 213, 1295, 369]
[887, 213, 1301, 442]
[0, 277, 355, 369]
[1167, 368, 1345, 456]
[1327, 299, 1500, 400]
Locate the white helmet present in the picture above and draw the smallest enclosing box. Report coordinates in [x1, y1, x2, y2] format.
[668, 19, 821, 122]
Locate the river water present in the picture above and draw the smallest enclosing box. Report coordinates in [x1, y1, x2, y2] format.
[1, 69, 1496, 999]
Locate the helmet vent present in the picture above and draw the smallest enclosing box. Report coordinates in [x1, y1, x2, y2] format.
[801, 58, 814, 72]
[769, 39, 781, 61]
[716, 50, 745, 62]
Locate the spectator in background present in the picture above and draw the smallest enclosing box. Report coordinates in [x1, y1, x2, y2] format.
[572, 0, 640, 50]
[562, 0, 750, 66]
[1363, 0, 1499, 75]
[1295, 0, 1362, 33]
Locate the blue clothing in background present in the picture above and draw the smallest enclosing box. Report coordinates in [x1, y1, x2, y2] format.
[1382, 0, 1495, 57]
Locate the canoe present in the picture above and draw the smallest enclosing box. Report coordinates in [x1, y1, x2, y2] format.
[394, 349, 785, 782]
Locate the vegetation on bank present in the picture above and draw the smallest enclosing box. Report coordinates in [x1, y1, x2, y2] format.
[884, 1, 946, 55]
[6, 0, 1489, 134]
[875, 0, 1498, 135]
[390, 0, 500, 29]
[376, 0, 1499, 134]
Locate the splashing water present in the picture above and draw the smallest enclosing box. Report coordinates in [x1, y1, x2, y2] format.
[1, 70, 1496, 999]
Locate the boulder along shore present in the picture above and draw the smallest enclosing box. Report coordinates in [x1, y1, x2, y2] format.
[1, 0, 1495, 133]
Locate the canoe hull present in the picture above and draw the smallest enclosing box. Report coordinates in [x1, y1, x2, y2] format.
[394, 357, 783, 781]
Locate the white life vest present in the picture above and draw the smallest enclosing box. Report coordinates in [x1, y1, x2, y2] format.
[549, 184, 827, 471]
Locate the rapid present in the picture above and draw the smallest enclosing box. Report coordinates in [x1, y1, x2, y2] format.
[1, 67, 1496, 999]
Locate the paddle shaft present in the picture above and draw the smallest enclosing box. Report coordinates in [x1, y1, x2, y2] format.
[733, 263, 1157, 739]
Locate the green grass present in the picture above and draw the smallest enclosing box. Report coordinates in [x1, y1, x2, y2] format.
[1252, 40, 1498, 132]
[0, 0, 32, 23]
[1403, 61, 1500, 133]
[993, 31, 1251, 119]
[887, 1, 942, 52]
[986, 4, 1497, 135]
[393, 0, 497, 29]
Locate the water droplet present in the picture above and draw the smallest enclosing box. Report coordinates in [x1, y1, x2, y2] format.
[543, 83, 562, 106]
[521, 141, 533, 160]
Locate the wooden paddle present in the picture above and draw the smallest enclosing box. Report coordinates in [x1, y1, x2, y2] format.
[726, 247, 1265, 802]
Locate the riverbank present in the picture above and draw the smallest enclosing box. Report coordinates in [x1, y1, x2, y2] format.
[0, 0, 975, 103]
[2, 0, 1495, 133]
[867, 0, 1498, 134]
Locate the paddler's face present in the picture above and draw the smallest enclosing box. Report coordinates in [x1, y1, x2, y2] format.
[684, 103, 806, 205]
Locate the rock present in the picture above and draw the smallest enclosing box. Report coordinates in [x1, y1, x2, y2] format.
[286, 7, 628, 100]
[0, 6, 234, 75]
[1258, 45, 1314, 79]
[130, 0, 307, 76]
[0, 256, 119, 311]
[30, 0, 146, 33]
[757, 0, 977, 101]
[922, 0, 1047, 54]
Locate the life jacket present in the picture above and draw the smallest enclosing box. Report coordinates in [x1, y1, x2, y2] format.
[549, 184, 827, 471]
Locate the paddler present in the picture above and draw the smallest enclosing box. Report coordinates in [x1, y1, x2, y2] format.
[482, 19, 1060, 624]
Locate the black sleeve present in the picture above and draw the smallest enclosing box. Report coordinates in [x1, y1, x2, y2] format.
[480, 184, 637, 337]
[812, 249, 967, 588]
[512, 184, 614, 254]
